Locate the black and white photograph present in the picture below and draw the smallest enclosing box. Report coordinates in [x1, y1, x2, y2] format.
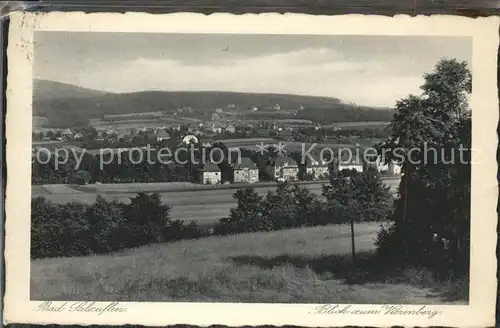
[29, 31, 473, 304]
[4, 12, 498, 327]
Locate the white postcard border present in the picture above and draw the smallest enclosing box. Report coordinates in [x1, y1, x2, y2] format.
[4, 12, 499, 327]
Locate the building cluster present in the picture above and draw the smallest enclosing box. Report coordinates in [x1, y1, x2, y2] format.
[197, 153, 401, 185]
[34, 102, 311, 144]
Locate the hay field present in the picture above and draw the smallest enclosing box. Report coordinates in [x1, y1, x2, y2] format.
[31, 222, 464, 303]
[31, 179, 400, 223]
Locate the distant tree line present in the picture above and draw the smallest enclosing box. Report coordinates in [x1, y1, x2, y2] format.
[32, 142, 213, 185]
[31, 142, 303, 185]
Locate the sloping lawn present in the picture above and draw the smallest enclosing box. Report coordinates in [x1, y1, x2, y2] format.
[31, 223, 467, 303]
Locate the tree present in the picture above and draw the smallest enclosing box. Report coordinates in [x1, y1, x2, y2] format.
[322, 169, 391, 224]
[122, 193, 172, 245]
[215, 182, 325, 234]
[31, 197, 91, 258]
[84, 195, 126, 253]
[291, 184, 324, 227]
[261, 182, 299, 229]
[214, 188, 264, 234]
[375, 58, 472, 277]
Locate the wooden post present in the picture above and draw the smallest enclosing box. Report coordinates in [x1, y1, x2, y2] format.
[350, 217, 356, 278]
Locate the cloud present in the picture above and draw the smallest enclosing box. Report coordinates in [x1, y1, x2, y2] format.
[62, 47, 423, 107]
[34, 33, 472, 107]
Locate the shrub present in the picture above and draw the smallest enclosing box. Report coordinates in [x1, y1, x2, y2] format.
[214, 182, 329, 235]
[31, 193, 206, 259]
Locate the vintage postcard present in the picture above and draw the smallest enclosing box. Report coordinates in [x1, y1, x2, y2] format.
[4, 11, 499, 327]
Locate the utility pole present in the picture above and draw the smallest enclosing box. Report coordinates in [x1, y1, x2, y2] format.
[347, 184, 356, 279]
[350, 214, 356, 277]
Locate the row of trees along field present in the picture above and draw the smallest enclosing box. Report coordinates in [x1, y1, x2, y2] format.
[32, 143, 275, 185]
[31, 170, 391, 259]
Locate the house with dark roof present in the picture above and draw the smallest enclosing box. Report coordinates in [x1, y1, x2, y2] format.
[186, 123, 204, 136]
[306, 158, 330, 180]
[141, 129, 157, 142]
[198, 162, 221, 185]
[61, 128, 74, 140]
[212, 122, 223, 134]
[73, 132, 85, 140]
[267, 156, 299, 181]
[156, 130, 170, 141]
[233, 157, 259, 183]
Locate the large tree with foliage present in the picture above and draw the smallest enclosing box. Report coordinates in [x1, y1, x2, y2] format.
[84, 195, 126, 253]
[322, 169, 391, 224]
[261, 182, 299, 229]
[122, 192, 173, 245]
[214, 182, 323, 234]
[375, 58, 472, 277]
[214, 188, 264, 234]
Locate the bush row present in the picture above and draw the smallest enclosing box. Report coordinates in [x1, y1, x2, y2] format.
[32, 171, 391, 259]
[213, 170, 391, 235]
[31, 193, 208, 259]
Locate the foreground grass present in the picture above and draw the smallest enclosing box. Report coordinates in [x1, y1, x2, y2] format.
[31, 223, 467, 303]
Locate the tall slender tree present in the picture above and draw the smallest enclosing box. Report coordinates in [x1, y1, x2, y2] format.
[376, 58, 472, 276]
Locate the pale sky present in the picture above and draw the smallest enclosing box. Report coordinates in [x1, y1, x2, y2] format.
[34, 32, 472, 107]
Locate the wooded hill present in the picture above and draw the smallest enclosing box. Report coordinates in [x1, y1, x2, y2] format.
[33, 79, 394, 127]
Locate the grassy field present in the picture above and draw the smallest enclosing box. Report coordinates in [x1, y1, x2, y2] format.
[31, 222, 466, 303]
[31, 179, 401, 224]
[216, 138, 278, 148]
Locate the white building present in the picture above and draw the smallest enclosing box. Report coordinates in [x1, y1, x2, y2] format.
[388, 161, 402, 175]
[233, 157, 259, 183]
[182, 134, 199, 144]
[212, 123, 223, 134]
[198, 163, 221, 185]
[73, 132, 84, 140]
[61, 128, 74, 139]
[156, 130, 170, 141]
[366, 156, 402, 176]
[268, 156, 299, 181]
[306, 158, 330, 179]
[336, 153, 364, 173]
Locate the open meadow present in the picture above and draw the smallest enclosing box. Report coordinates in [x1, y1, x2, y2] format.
[31, 222, 466, 303]
[325, 121, 391, 129]
[32, 179, 401, 225]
